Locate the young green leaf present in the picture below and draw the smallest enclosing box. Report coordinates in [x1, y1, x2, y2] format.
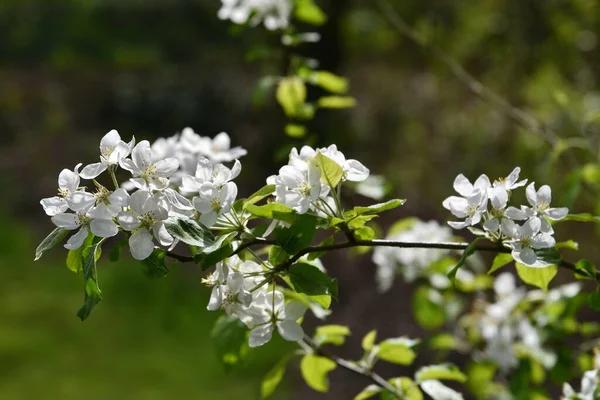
[415, 364, 467, 383]
[193, 243, 234, 270]
[211, 315, 248, 365]
[299, 355, 336, 392]
[77, 238, 104, 321]
[447, 238, 483, 286]
[314, 325, 351, 347]
[140, 248, 168, 278]
[376, 338, 418, 366]
[285, 124, 306, 138]
[164, 217, 215, 248]
[311, 71, 348, 93]
[488, 253, 513, 274]
[387, 378, 423, 400]
[412, 286, 446, 330]
[245, 203, 296, 223]
[562, 213, 600, 223]
[515, 262, 558, 291]
[243, 184, 276, 209]
[588, 292, 600, 311]
[352, 199, 406, 216]
[295, 0, 327, 25]
[261, 354, 293, 399]
[34, 227, 70, 261]
[289, 263, 338, 300]
[362, 330, 377, 351]
[317, 96, 356, 109]
[273, 214, 317, 255]
[66, 232, 95, 273]
[575, 259, 597, 280]
[353, 384, 382, 400]
[313, 153, 344, 188]
[276, 77, 306, 117]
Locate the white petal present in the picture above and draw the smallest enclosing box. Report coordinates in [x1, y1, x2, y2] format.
[119, 158, 138, 174]
[51, 213, 80, 230]
[344, 159, 370, 182]
[546, 207, 568, 220]
[537, 185, 552, 204]
[277, 320, 304, 342]
[505, 167, 521, 187]
[90, 219, 119, 238]
[448, 220, 470, 229]
[79, 163, 107, 179]
[64, 227, 90, 250]
[107, 141, 131, 164]
[153, 223, 173, 246]
[109, 188, 130, 208]
[88, 203, 115, 219]
[501, 219, 517, 237]
[131, 140, 152, 172]
[129, 190, 151, 214]
[213, 132, 231, 151]
[526, 182, 537, 206]
[67, 191, 96, 212]
[453, 174, 473, 197]
[420, 380, 464, 400]
[532, 233, 555, 249]
[248, 324, 274, 348]
[505, 206, 527, 220]
[154, 158, 179, 177]
[117, 211, 141, 231]
[40, 197, 68, 216]
[129, 228, 154, 260]
[515, 248, 537, 266]
[194, 158, 213, 182]
[483, 218, 500, 232]
[199, 211, 219, 227]
[522, 217, 541, 236]
[284, 301, 307, 320]
[207, 285, 223, 311]
[58, 167, 80, 192]
[490, 186, 508, 209]
[100, 129, 121, 149]
[474, 174, 491, 191]
[230, 160, 242, 180]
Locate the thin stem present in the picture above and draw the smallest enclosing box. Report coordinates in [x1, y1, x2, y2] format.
[302, 336, 403, 398]
[109, 167, 120, 191]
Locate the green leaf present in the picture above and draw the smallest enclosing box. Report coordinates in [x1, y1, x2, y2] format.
[261, 354, 292, 399]
[285, 124, 306, 138]
[164, 217, 215, 248]
[412, 286, 446, 330]
[307, 236, 335, 261]
[466, 361, 497, 398]
[314, 324, 350, 347]
[317, 96, 356, 108]
[562, 213, 600, 223]
[201, 232, 237, 254]
[295, 0, 327, 25]
[34, 227, 70, 261]
[269, 245, 290, 265]
[107, 236, 128, 262]
[276, 77, 306, 117]
[427, 334, 457, 350]
[140, 248, 168, 278]
[244, 184, 276, 209]
[388, 217, 419, 236]
[377, 338, 418, 365]
[515, 262, 558, 291]
[588, 292, 600, 311]
[447, 238, 482, 286]
[575, 259, 597, 280]
[273, 214, 317, 255]
[488, 253, 513, 274]
[66, 232, 95, 273]
[300, 355, 336, 392]
[245, 203, 296, 224]
[387, 377, 423, 400]
[76, 237, 104, 321]
[211, 315, 248, 365]
[311, 71, 347, 93]
[352, 199, 406, 216]
[194, 244, 234, 270]
[353, 384, 382, 400]
[289, 263, 338, 300]
[314, 153, 344, 188]
[362, 330, 377, 351]
[415, 364, 467, 383]
[555, 240, 579, 251]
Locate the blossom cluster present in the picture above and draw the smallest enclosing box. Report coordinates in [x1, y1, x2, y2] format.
[443, 167, 568, 267]
[203, 255, 307, 347]
[563, 351, 600, 399]
[372, 219, 454, 292]
[475, 272, 580, 372]
[218, 0, 292, 30]
[40, 128, 246, 260]
[267, 144, 369, 215]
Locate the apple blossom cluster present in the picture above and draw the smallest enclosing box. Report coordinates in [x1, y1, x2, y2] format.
[203, 255, 307, 347]
[218, 0, 292, 30]
[372, 219, 454, 292]
[443, 167, 568, 267]
[267, 145, 369, 215]
[40, 129, 246, 261]
[475, 273, 580, 372]
[563, 352, 600, 400]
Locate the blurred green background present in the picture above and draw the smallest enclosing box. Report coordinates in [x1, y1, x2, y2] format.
[1, 0, 599, 398]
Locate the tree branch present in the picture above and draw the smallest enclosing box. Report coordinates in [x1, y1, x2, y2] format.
[303, 336, 402, 398]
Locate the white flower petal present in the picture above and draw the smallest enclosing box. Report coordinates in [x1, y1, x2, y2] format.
[277, 320, 304, 342]
[453, 174, 473, 197]
[109, 188, 130, 208]
[154, 158, 179, 177]
[117, 211, 141, 231]
[79, 163, 107, 180]
[515, 248, 537, 266]
[51, 213, 80, 230]
[526, 182, 537, 207]
[64, 227, 90, 250]
[100, 129, 121, 149]
[248, 324, 274, 348]
[129, 228, 155, 260]
[58, 166, 80, 192]
[40, 196, 68, 216]
[284, 301, 307, 320]
[67, 191, 96, 212]
[546, 207, 568, 220]
[90, 219, 119, 238]
[537, 185, 552, 204]
[344, 159, 370, 182]
[129, 190, 151, 214]
[505, 206, 527, 220]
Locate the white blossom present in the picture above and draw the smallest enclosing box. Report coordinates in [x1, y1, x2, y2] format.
[117, 190, 171, 260]
[218, 0, 292, 31]
[443, 188, 488, 229]
[501, 218, 555, 267]
[119, 140, 179, 191]
[40, 163, 95, 216]
[80, 129, 135, 179]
